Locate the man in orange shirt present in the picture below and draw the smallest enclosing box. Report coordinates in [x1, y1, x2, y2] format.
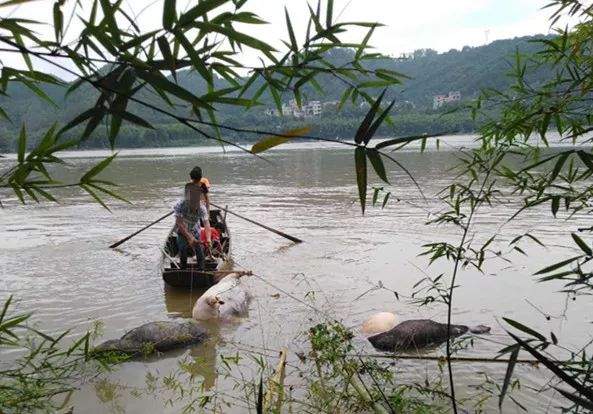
[199, 176, 211, 212]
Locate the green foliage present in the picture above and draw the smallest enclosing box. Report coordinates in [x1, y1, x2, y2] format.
[0, 296, 119, 413]
[0, 125, 124, 207]
[450, 1, 593, 411]
[307, 322, 443, 413]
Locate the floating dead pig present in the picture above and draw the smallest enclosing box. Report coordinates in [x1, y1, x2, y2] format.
[94, 321, 208, 357]
[362, 312, 491, 351]
[192, 273, 251, 320]
[95, 273, 251, 357]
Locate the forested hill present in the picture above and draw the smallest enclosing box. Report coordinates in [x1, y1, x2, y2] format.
[0, 34, 551, 151]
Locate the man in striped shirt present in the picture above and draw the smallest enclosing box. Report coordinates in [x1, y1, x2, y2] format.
[174, 176, 211, 269]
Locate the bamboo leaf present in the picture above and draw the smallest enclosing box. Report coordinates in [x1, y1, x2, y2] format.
[81, 184, 110, 211]
[577, 150, 593, 173]
[534, 256, 582, 275]
[256, 375, 263, 414]
[571, 233, 592, 256]
[554, 387, 593, 411]
[251, 127, 311, 154]
[99, 0, 120, 44]
[137, 70, 212, 109]
[499, 345, 520, 409]
[366, 148, 388, 183]
[355, 146, 367, 214]
[355, 25, 375, 60]
[509, 332, 593, 404]
[0, 0, 39, 7]
[53, 1, 63, 42]
[326, 0, 333, 28]
[375, 132, 449, 150]
[114, 111, 154, 130]
[364, 100, 395, 145]
[17, 124, 26, 163]
[163, 0, 176, 30]
[285, 7, 298, 52]
[175, 31, 211, 84]
[80, 154, 117, 183]
[550, 151, 570, 182]
[59, 107, 101, 136]
[192, 22, 277, 60]
[354, 89, 385, 145]
[178, 0, 228, 27]
[382, 192, 390, 209]
[551, 195, 560, 217]
[157, 36, 177, 81]
[503, 318, 546, 342]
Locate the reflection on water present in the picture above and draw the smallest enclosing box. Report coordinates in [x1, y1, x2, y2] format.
[163, 285, 207, 318]
[1, 139, 592, 412]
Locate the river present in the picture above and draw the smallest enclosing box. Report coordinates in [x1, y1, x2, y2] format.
[1, 136, 591, 413]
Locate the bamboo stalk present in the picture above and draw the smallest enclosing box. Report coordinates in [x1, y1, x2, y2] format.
[355, 353, 544, 365]
[263, 348, 288, 412]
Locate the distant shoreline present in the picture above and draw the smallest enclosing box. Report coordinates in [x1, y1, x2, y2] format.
[1, 132, 583, 160]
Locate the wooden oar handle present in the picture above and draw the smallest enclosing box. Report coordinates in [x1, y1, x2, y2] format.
[211, 202, 303, 243]
[109, 210, 174, 249]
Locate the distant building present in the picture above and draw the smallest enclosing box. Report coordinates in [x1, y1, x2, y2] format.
[322, 100, 340, 111]
[433, 91, 461, 109]
[265, 99, 324, 118]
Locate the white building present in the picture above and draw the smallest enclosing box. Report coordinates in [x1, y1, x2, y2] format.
[433, 91, 461, 109]
[266, 99, 323, 118]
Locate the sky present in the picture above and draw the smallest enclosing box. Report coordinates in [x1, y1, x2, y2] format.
[0, 0, 557, 78]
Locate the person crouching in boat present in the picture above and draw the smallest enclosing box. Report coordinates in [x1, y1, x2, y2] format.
[174, 181, 212, 270]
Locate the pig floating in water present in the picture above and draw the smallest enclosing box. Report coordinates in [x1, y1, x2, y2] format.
[367, 319, 491, 351]
[94, 321, 207, 356]
[192, 273, 250, 320]
[361, 312, 398, 335]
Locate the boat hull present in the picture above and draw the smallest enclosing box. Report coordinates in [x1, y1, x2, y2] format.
[162, 268, 217, 289]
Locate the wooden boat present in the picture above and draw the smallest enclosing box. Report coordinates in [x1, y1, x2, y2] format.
[162, 208, 231, 289]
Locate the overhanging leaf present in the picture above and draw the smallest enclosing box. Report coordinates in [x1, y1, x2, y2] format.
[503, 318, 546, 342]
[178, 0, 228, 27]
[355, 146, 367, 214]
[534, 256, 582, 275]
[163, 0, 176, 30]
[364, 100, 395, 145]
[354, 89, 385, 145]
[508, 332, 593, 404]
[80, 153, 117, 183]
[499, 344, 520, 409]
[571, 233, 591, 256]
[366, 148, 388, 183]
[17, 124, 26, 163]
[251, 127, 311, 154]
[375, 132, 449, 150]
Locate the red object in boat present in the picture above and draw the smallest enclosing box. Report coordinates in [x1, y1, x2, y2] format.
[199, 227, 220, 243]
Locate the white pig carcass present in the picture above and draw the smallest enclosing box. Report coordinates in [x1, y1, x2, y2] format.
[361, 312, 397, 335]
[192, 273, 250, 321]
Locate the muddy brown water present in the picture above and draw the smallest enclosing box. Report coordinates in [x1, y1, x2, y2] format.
[1, 137, 591, 412]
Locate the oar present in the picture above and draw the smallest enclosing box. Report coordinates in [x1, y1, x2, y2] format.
[109, 211, 174, 249]
[110, 204, 303, 249]
[210, 202, 303, 244]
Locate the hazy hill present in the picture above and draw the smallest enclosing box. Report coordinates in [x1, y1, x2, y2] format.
[0, 34, 551, 150]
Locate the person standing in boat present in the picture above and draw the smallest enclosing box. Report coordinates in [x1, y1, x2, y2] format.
[174, 176, 212, 270]
[199, 176, 211, 212]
